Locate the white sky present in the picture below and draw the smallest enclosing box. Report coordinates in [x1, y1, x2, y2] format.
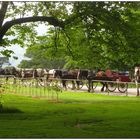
[8, 24, 49, 67]
[1, 1, 49, 67]
[1, 1, 69, 67]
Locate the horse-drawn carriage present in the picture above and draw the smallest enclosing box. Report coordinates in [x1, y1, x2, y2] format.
[0, 66, 139, 93]
[76, 69, 132, 93]
[46, 68, 132, 93]
[102, 70, 131, 93]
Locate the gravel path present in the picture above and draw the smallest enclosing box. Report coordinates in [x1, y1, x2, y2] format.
[68, 85, 139, 97]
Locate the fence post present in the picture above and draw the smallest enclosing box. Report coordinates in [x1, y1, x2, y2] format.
[87, 79, 91, 92]
[125, 88, 128, 96]
[136, 81, 139, 96]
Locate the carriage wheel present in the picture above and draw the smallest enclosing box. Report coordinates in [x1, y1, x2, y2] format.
[107, 82, 117, 92]
[118, 83, 128, 93]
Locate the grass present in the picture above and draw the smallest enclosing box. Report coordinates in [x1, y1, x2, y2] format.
[0, 89, 140, 138]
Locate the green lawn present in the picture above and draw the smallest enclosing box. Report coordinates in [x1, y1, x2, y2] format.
[0, 91, 140, 138]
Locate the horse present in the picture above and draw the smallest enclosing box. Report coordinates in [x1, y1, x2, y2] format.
[33, 68, 48, 79]
[77, 69, 97, 91]
[3, 67, 19, 81]
[0, 67, 20, 83]
[20, 68, 35, 79]
[77, 69, 113, 92]
[3, 66, 18, 76]
[31, 68, 49, 86]
[52, 69, 81, 90]
[18, 68, 49, 86]
[0, 68, 5, 75]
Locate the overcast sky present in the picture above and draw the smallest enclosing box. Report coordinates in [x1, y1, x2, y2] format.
[8, 24, 49, 67]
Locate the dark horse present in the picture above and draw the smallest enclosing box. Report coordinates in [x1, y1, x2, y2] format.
[53, 69, 81, 90]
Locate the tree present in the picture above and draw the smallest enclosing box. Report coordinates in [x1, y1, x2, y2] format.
[66, 2, 140, 70]
[1, 1, 140, 70]
[19, 2, 140, 70]
[18, 34, 66, 69]
[0, 57, 10, 67]
[0, 1, 73, 57]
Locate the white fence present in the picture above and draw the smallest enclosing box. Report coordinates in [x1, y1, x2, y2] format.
[0, 75, 139, 97]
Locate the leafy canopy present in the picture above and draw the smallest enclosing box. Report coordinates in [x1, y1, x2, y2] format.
[0, 2, 140, 70]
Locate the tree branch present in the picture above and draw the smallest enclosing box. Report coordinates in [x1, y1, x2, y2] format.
[0, 16, 64, 43]
[62, 29, 75, 59]
[0, 1, 9, 27]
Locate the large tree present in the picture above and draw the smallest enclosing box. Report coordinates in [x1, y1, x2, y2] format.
[20, 2, 140, 70]
[0, 1, 73, 57]
[0, 2, 66, 41]
[69, 2, 140, 70]
[1, 1, 140, 70]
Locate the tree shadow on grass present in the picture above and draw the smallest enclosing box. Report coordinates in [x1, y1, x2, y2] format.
[0, 107, 23, 113]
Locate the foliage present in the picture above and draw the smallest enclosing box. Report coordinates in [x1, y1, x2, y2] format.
[1, 2, 140, 70]
[0, 57, 10, 67]
[18, 32, 66, 68]
[68, 2, 140, 70]
[19, 2, 140, 70]
[0, 84, 5, 111]
[0, 1, 69, 57]
[0, 94, 3, 111]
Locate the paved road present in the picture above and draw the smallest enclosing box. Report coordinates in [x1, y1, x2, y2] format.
[68, 85, 139, 97]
